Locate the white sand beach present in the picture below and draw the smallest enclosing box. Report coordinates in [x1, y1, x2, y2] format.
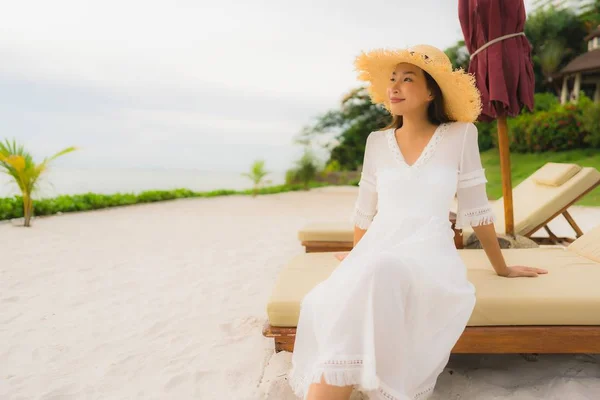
[1, 187, 599, 400]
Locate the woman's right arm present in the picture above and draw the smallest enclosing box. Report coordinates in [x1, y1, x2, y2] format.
[351, 132, 378, 247]
[353, 226, 367, 247]
[336, 134, 377, 261]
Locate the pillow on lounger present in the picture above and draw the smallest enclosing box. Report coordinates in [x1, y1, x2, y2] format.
[532, 162, 581, 187]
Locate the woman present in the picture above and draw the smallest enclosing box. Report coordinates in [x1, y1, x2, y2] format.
[288, 44, 547, 400]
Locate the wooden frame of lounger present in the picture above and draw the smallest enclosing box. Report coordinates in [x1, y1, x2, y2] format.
[301, 181, 600, 252]
[262, 323, 600, 354]
[525, 182, 599, 245]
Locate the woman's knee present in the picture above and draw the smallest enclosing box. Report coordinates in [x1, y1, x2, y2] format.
[368, 253, 414, 291]
[301, 282, 325, 309]
[370, 253, 407, 275]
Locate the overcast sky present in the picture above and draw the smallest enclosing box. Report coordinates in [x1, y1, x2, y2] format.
[0, 0, 538, 172]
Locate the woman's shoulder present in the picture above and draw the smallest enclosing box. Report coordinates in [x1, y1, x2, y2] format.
[442, 121, 478, 143]
[365, 128, 392, 146]
[444, 121, 476, 133]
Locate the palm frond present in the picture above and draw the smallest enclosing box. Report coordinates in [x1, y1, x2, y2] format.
[48, 146, 78, 162]
[242, 160, 270, 186]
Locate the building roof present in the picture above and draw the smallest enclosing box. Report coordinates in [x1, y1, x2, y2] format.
[561, 48, 600, 74]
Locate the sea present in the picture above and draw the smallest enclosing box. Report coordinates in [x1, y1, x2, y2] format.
[0, 167, 288, 199]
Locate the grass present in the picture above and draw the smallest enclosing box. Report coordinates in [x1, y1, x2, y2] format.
[481, 148, 600, 206]
[0, 181, 334, 221]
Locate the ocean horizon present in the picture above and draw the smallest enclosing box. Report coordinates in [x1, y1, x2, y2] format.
[0, 166, 288, 199]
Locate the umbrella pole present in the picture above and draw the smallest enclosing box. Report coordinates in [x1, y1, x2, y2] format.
[497, 116, 515, 237]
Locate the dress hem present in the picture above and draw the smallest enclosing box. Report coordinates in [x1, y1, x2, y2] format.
[288, 361, 435, 400]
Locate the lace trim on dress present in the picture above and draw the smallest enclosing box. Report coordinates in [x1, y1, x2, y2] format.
[289, 359, 435, 400]
[352, 207, 375, 229]
[458, 168, 488, 189]
[456, 205, 496, 229]
[386, 123, 450, 169]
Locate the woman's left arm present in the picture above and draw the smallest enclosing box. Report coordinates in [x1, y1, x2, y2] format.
[472, 223, 547, 277]
[455, 123, 547, 278]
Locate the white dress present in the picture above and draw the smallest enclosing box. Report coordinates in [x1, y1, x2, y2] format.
[288, 121, 496, 400]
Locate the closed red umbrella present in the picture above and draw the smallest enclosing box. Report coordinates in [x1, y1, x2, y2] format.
[458, 0, 535, 237]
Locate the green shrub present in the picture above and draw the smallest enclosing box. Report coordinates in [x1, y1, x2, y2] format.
[285, 168, 299, 185]
[285, 148, 322, 189]
[530, 92, 560, 113]
[582, 102, 600, 148]
[508, 112, 535, 152]
[474, 121, 495, 151]
[507, 95, 599, 152]
[532, 106, 585, 151]
[0, 196, 23, 220]
[324, 159, 341, 173]
[474, 93, 560, 152]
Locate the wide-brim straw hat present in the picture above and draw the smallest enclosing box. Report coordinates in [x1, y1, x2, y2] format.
[354, 44, 482, 123]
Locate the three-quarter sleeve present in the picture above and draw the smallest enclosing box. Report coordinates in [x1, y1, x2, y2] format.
[455, 123, 495, 229]
[351, 132, 378, 229]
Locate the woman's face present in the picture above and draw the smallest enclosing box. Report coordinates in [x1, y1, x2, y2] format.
[386, 63, 433, 116]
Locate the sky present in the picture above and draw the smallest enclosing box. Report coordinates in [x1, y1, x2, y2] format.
[0, 0, 539, 173]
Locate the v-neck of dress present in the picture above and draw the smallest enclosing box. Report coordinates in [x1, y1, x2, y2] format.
[386, 123, 447, 169]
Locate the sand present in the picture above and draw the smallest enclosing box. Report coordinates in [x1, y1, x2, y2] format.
[1, 187, 599, 400]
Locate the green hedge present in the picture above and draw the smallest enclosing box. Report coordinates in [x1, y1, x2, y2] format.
[510, 95, 599, 153]
[0, 182, 333, 221]
[509, 103, 588, 152]
[475, 94, 600, 153]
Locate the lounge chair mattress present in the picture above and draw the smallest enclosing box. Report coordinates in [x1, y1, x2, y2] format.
[267, 248, 600, 327]
[298, 222, 354, 242]
[569, 223, 600, 263]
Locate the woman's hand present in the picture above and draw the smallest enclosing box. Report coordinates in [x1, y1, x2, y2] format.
[471, 224, 548, 278]
[497, 265, 548, 278]
[334, 252, 350, 261]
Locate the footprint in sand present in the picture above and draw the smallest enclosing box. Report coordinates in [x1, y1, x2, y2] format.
[38, 384, 79, 400]
[2, 296, 19, 303]
[146, 320, 170, 336]
[164, 372, 190, 392]
[217, 316, 263, 345]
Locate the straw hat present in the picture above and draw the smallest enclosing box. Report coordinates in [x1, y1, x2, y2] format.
[354, 44, 482, 123]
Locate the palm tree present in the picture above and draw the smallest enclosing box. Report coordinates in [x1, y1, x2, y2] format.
[538, 39, 567, 91]
[525, 5, 588, 92]
[242, 160, 270, 197]
[0, 139, 77, 227]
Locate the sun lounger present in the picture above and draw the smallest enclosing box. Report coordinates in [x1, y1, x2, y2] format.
[299, 211, 464, 252]
[265, 223, 600, 354]
[298, 163, 600, 252]
[462, 163, 600, 245]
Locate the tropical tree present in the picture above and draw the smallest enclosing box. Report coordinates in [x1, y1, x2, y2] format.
[295, 87, 390, 171]
[444, 40, 470, 71]
[242, 159, 270, 197]
[0, 139, 77, 227]
[580, 0, 600, 30]
[525, 4, 589, 92]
